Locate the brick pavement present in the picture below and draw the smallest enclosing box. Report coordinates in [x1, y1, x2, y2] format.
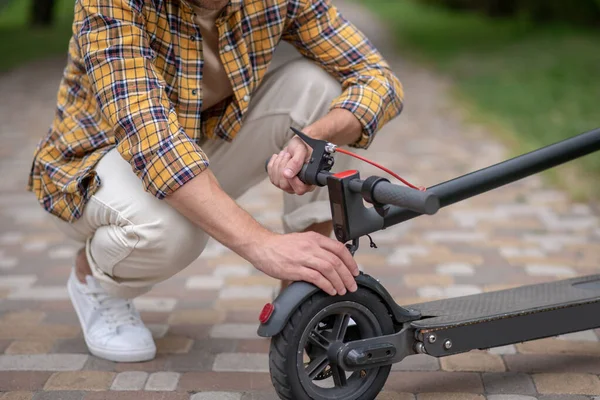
[1, 1, 600, 399]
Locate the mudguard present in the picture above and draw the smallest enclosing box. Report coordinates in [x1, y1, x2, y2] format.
[257, 272, 421, 338]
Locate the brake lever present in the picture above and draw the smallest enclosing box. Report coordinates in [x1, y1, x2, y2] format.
[291, 127, 336, 185]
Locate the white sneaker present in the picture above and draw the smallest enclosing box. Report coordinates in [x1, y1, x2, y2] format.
[67, 269, 156, 362]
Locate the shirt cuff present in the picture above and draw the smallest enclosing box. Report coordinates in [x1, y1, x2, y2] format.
[140, 133, 210, 199]
[329, 85, 384, 149]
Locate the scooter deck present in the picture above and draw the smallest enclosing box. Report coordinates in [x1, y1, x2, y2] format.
[408, 274, 600, 329]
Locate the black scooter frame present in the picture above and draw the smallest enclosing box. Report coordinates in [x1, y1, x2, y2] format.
[258, 127, 600, 371]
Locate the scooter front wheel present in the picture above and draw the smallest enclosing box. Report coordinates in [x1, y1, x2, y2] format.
[269, 288, 394, 400]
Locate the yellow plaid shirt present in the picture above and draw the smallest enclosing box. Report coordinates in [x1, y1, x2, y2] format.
[28, 0, 404, 222]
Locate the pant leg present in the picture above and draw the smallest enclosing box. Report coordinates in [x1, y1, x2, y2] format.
[54, 148, 208, 298]
[202, 57, 352, 233]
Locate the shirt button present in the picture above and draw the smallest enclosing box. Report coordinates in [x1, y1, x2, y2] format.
[192, 89, 198, 95]
[243, 95, 250, 102]
[224, 45, 233, 51]
[190, 35, 196, 41]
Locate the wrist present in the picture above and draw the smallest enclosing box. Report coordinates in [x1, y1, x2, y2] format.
[235, 227, 278, 265]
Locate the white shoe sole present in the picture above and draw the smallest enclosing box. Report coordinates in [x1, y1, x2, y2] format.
[67, 276, 156, 363]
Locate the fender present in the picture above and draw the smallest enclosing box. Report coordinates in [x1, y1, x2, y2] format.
[257, 272, 421, 338]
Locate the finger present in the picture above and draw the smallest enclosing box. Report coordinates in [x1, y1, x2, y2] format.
[300, 268, 336, 296]
[317, 235, 360, 279]
[272, 151, 287, 188]
[278, 153, 295, 193]
[284, 143, 307, 179]
[267, 154, 277, 185]
[315, 248, 357, 294]
[306, 252, 346, 296]
[288, 176, 313, 195]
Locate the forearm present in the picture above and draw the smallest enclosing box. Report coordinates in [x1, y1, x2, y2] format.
[165, 169, 273, 262]
[303, 108, 363, 146]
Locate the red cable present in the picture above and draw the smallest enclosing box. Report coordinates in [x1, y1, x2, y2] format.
[335, 148, 426, 191]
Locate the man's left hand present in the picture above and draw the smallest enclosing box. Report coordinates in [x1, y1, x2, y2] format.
[267, 135, 315, 195]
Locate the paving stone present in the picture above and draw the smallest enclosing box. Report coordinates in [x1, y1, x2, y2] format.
[487, 396, 537, 400]
[533, 373, 600, 395]
[1, 392, 34, 400]
[44, 371, 115, 391]
[81, 357, 116, 372]
[213, 265, 252, 278]
[0, 355, 88, 371]
[147, 323, 169, 338]
[441, 352, 505, 372]
[113, 358, 167, 373]
[375, 393, 415, 400]
[539, 396, 591, 400]
[32, 392, 85, 400]
[47, 246, 77, 260]
[488, 345, 517, 355]
[133, 297, 177, 312]
[218, 285, 273, 300]
[557, 330, 598, 342]
[404, 274, 454, 288]
[213, 353, 269, 372]
[144, 372, 180, 391]
[110, 371, 148, 391]
[423, 231, 486, 243]
[0, 324, 80, 340]
[155, 336, 193, 354]
[5, 340, 54, 355]
[167, 309, 225, 325]
[384, 372, 484, 393]
[190, 393, 242, 400]
[84, 393, 189, 400]
[236, 339, 270, 354]
[505, 354, 600, 374]
[387, 246, 429, 265]
[8, 287, 69, 300]
[0, 275, 37, 289]
[392, 354, 440, 371]
[418, 285, 482, 299]
[435, 262, 475, 276]
[185, 276, 225, 290]
[525, 264, 576, 277]
[517, 338, 600, 356]
[178, 372, 273, 391]
[0, 372, 52, 391]
[416, 394, 485, 400]
[482, 373, 536, 395]
[1, 311, 46, 324]
[210, 324, 259, 339]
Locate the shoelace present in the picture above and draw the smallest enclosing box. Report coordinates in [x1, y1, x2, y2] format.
[86, 286, 141, 330]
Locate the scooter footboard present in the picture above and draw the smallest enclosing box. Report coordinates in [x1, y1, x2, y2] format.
[408, 274, 600, 356]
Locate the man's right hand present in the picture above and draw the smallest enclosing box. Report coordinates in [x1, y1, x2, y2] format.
[249, 231, 359, 296]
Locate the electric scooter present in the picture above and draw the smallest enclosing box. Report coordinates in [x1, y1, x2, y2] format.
[258, 126, 600, 400]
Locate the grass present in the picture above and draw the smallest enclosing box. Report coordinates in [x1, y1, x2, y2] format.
[0, 0, 74, 72]
[360, 0, 600, 200]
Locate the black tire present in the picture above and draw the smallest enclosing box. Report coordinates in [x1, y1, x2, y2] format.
[269, 288, 394, 400]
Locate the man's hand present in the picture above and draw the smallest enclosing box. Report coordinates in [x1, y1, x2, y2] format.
[250, 231, 359, 296]
[267, 135, 315, 195]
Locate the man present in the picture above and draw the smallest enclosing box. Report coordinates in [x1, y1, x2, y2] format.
[28, 0, 403, 362]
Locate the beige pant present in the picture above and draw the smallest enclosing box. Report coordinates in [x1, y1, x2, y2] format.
[56, 58, 350, 298]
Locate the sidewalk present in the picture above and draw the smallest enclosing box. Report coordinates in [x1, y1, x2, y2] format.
[1, 1, 599, 399]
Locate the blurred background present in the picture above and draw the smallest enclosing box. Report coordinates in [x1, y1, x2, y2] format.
[0, 0, 598, 199]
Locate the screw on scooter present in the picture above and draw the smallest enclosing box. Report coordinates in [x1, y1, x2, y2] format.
[258, 127, 600, 400]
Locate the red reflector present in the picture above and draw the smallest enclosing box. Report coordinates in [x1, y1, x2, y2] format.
[333, 169, 358, 179]
[259, 303, 275, 324]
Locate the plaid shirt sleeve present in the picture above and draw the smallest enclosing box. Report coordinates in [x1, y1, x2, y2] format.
[76, 0, 209, 199]
[282, 0, 404, 149]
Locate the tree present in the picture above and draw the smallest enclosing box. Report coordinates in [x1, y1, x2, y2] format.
[30, 0, 56, 27]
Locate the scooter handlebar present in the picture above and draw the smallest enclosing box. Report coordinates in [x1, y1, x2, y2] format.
[266, 159, 439, 215]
